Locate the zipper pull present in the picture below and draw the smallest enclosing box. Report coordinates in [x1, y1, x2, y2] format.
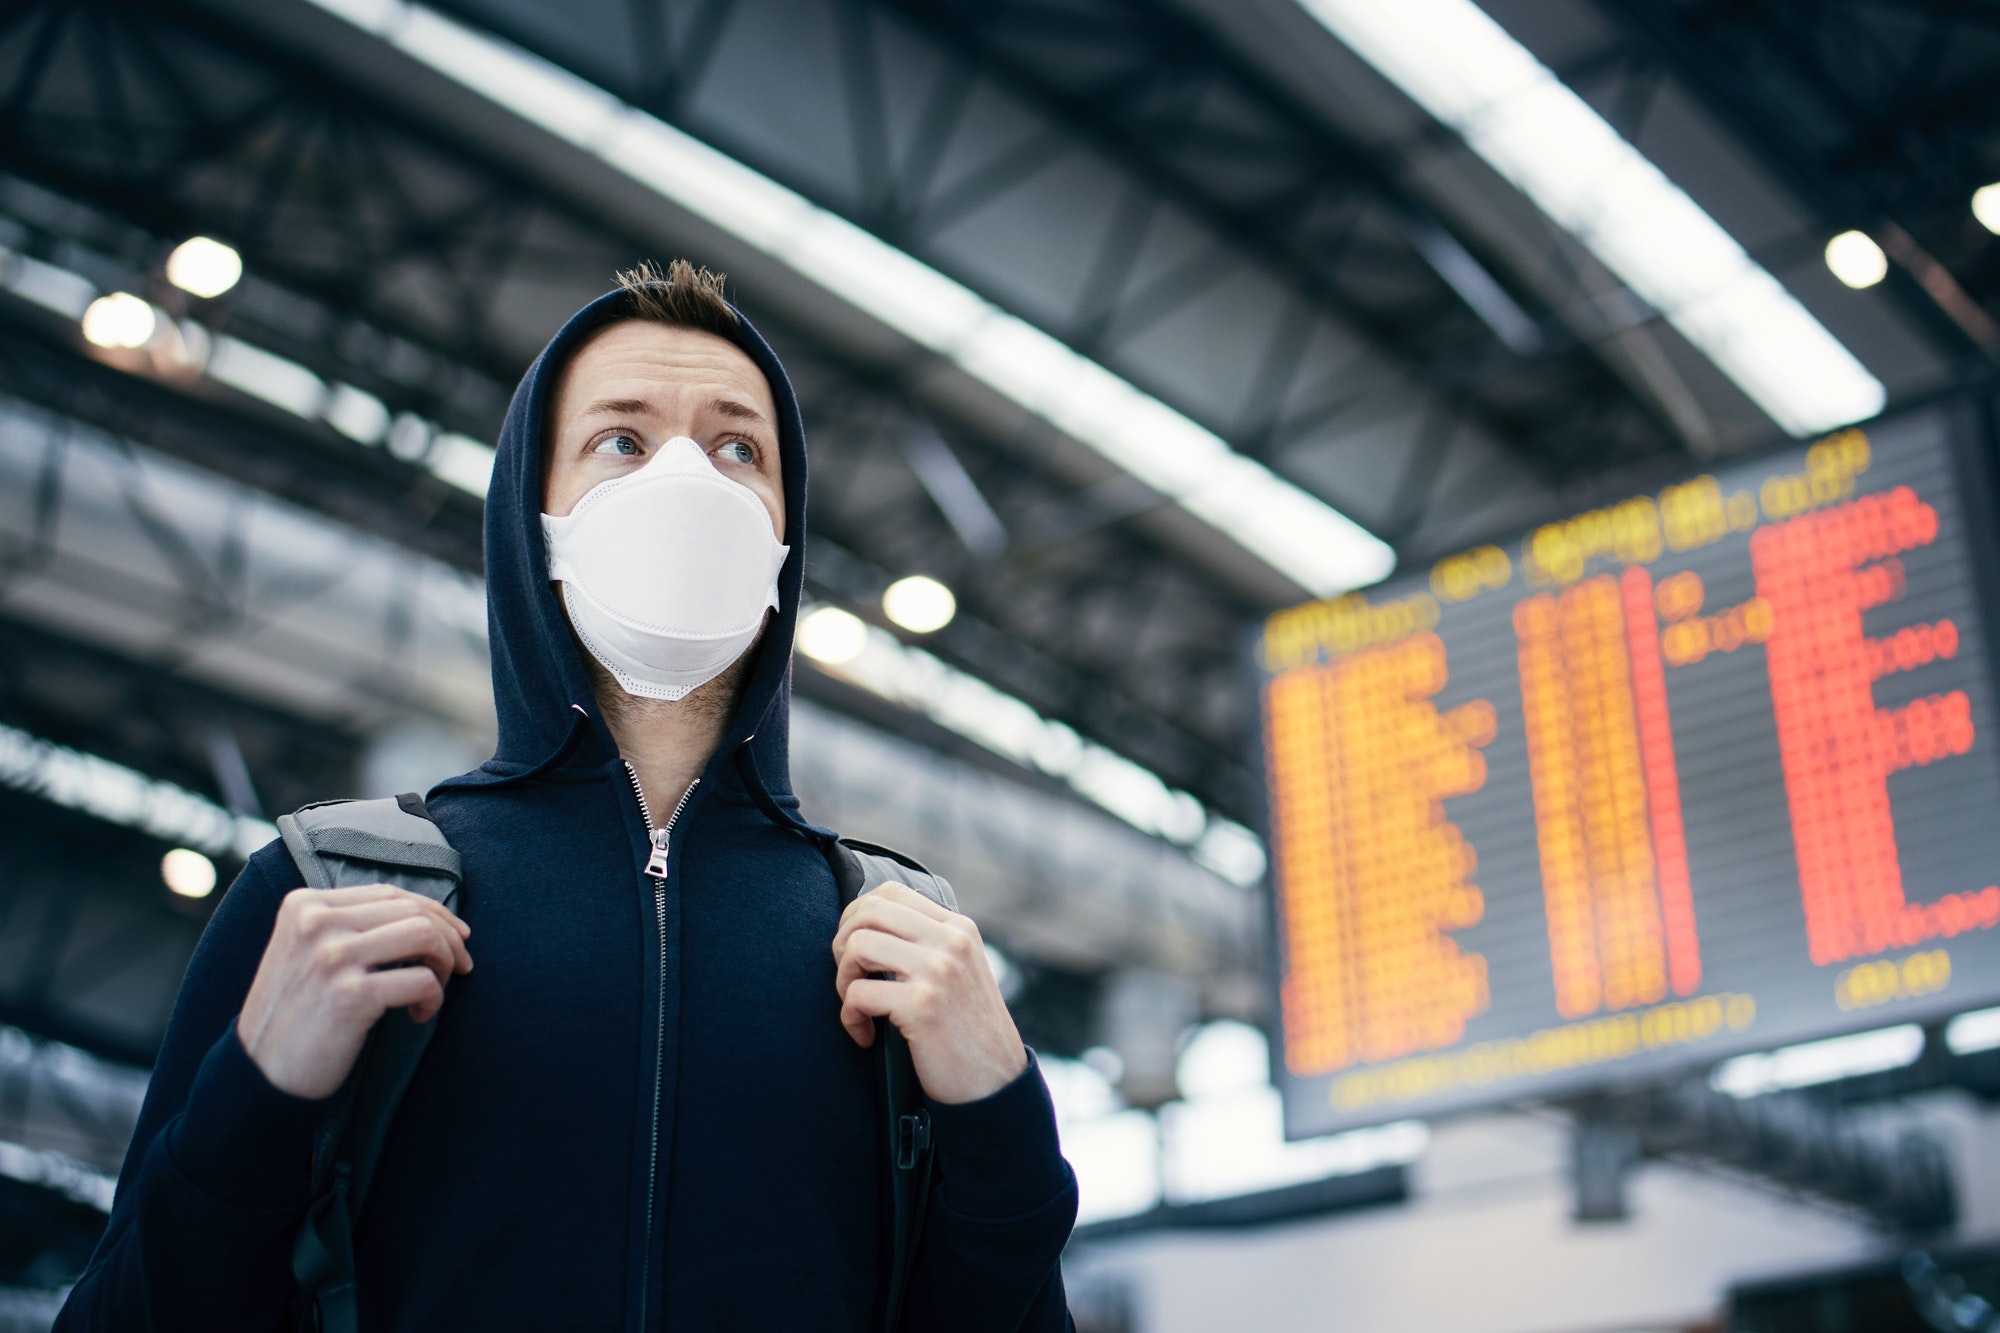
[644, 829, 671, 880]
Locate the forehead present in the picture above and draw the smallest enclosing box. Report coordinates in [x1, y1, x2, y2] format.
[551, 320, 775, 420]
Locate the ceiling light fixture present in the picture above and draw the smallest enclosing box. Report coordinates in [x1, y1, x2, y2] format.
[206, 335, 328, 417]
[1709, 1024, 1924, 1098]
[1974, 183, 2000, 236]
[796, 605, 870, 665]
[0, 248, 96, 318]
[324, 383, 393, 444]
[1299, 0, 1885, 437]
[161, 847, 218, 899]
[301, 0, 1395, 596]
[79, 292, 157, 350]
[0, 721, 275, 860]
[165, 236, 243, 299]
[881, 575, 956, 633]
[1824, 231, 1887, 289]
[1945, 1005, 2000, 1056]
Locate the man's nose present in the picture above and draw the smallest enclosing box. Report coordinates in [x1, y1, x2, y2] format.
[634, 435, 711, 475]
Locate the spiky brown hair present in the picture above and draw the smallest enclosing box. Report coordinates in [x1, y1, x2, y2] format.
[611, 258, 738, 338]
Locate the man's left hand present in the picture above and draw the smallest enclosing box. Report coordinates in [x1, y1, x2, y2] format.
[833, 883, 1028, 1104]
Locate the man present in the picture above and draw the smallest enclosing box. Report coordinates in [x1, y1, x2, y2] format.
[57, 262, 1078, 1330]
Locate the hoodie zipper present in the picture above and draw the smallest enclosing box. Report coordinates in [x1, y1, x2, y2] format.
[625, 761, 698, 1328]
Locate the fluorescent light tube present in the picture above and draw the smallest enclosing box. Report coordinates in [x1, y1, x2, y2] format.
[0, 722, 277, 861]
[1300, 0, 1885, 437]
[1946, 1006, 2000, 1056]
[1710, 1024, 1923, 1097]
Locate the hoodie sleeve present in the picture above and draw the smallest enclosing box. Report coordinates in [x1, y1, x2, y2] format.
[903, 1053, 1078, 1333]
[55, 844, 330, 1333]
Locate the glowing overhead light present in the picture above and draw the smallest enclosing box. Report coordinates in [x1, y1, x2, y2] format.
[1946, 1005, 2000, 1056]
[1710, 1024, 1924, 1098]
[1, 251, 96, 318]
[1975, 184, 2000, 236]
[324, 383, 392, 444]
[80, 292, 157, 349]
[425, 433, 496, 498]
[161, 847, 218, 899]
[197, 330, 491, 496]
[0, 722, 275, 860]
[1192, 819, 1268, 887]
[881, 575, 956, 633]
[797, 605, 869, 665]
[387, 412, 434, 462]
[207, 335, 327, 416]
[165, 236, 242, 298]
[1300, 0, 1885, 437]
[300, 0, 1394, 596]
[1825, 231, 1888, 289]
[0, 1136, 117, 1214]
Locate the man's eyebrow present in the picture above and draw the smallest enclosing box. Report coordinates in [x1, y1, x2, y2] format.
[709, 397, 769, 425]
[576, 396, 767, 424]
[578, 397, 654, 418]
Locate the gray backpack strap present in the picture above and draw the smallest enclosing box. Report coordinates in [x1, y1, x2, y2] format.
[837, 838, 957, 912]
[280, 794, 462, 1333]
[278, 793, 462, 901]
[821, 836, 954, 1333]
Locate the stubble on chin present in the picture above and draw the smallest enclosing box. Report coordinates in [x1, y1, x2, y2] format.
[578, 618, 766, 732]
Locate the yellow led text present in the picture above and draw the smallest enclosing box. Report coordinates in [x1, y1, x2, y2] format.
[1835, 949, 1950, 1012]
[1522, 496, 1663, 587]
[1760, 429, 1871, 521]
[1430, 546, 1513, 604]
[1327, 992, 1757, 1113]
[1260, 590, 1441, 672]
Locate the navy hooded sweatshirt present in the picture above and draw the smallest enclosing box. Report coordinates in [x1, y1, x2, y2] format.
[56, 289, 1078, 1331]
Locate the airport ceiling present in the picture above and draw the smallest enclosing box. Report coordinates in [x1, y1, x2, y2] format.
[0, 0, 1992, 831]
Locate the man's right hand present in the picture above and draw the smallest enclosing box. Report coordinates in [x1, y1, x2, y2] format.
[238, 885, 473, 1099]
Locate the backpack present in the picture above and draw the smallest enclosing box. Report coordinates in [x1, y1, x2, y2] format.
[277, 793, 952, 1333]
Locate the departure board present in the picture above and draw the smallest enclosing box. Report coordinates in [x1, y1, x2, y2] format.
[1257, 408, 2000, 1138]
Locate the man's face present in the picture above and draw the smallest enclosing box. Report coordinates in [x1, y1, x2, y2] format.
[543, 320, 784, 539]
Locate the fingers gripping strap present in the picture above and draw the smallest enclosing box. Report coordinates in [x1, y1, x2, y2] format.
[280, 795, 461, 1333]
[818, 835, 951, 1333]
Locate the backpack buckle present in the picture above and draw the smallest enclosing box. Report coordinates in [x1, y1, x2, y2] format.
[894, 1109, 931, 1171]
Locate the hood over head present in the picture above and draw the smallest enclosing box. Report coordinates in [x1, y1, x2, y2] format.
[461, 284, 809, 812]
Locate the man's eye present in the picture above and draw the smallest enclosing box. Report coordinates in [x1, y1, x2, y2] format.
[717, 440, 756, 465]
[592, 432, 642, 456]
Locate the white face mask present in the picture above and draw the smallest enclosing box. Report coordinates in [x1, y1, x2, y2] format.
[543, 436, 790, 701]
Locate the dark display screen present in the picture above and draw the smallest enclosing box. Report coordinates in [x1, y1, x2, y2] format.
[1257, 408, 2000, 1137]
